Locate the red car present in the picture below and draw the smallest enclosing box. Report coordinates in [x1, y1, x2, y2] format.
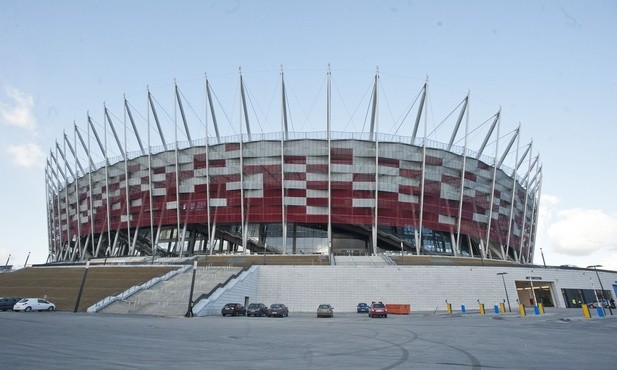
[368, 302, 387, 318]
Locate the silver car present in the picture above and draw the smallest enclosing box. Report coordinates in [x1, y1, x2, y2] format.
[13, 298, 56, 312]
[317, 304, 333, 318]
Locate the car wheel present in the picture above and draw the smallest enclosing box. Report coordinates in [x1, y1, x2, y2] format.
[25, 306, 32, 312]
[48, 306, 55, 311]
[384, 314, 387, 318]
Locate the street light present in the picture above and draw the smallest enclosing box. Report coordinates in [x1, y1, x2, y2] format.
[497, 272, 512, 312]
[587, 265, 613, 316]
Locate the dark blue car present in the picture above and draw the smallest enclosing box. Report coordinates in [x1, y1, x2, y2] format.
[357, 302, 369, 313]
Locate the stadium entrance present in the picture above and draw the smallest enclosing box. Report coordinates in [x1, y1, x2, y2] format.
[515, 280, 555, 307]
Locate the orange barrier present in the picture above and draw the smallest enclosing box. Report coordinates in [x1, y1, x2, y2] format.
[385, 304, 411, 315]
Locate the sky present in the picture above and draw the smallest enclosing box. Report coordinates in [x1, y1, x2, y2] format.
[1, 0, 616, 271]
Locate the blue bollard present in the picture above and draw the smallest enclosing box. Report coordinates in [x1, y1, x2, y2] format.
[461, 305, 466, 313]
[533, 305, 540, 315]
[596, 307, 605, 317]
[494, 305, 499, 314]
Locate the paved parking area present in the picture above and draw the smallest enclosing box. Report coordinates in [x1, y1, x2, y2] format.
[1, 309, 615, 369]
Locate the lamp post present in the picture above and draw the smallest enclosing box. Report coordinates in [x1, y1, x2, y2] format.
[74, 261, 90, 312]
[24, 251, 30, 267]
[497, 272, 512, 312]
[527, 272, 538, 307]
[540, 248, 546, 268]
[185, 261, 198, 317]
[587, 265, 613, 316]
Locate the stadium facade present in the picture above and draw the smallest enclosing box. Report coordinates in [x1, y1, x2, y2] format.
[45, 69, 541, 264]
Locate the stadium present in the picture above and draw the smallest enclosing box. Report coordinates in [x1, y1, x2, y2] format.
[45, 69, 541, 265]
[2, 68, 614, 316]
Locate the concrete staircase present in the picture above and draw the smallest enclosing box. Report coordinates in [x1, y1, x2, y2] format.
[102, 266, 242, 316]
[333, 255, 392, 267]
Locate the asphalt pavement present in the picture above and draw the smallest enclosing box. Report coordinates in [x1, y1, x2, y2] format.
[1, 308, 615, 369]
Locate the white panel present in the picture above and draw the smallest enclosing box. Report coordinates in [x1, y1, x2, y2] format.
[285, 197, 306, 206]
[353, 198, 375, 208]
[153, 188, 167, 196]
[307, 206, 328, 215]
[398, 193, 418, 203]
[166, 201, 178, 210]
[210, 198, 227, 207]
[438, 214, 456, 225]
[353, 182, 374, 191]
[284, 164, 307, 173]
[377, 182, 397, 192]
[284, 180, 306, 189]
[120, 214, 133, 222]
[246, 189, 264, 198]
[306, 173, 327, 181]
[226, 181, 242, 191]
[307, 189, 327, 197]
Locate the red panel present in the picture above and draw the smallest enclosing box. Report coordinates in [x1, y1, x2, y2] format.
[353, 173, 375, 181]
[225, 143, 240, 151]
[285, 172, 306, 181]
[400, 168, 422, 178]
[209, 159, 226, 168]
[284, 156, 306, 164]
[307, 198, 328, 206]
[464, 171, 476, 181]
[426, 156, 443, 166]
[287, 189, 306, 197]
[307, 181, 328, 190]
[307, 164, 328, 173]
[331, 147, 353, 164]
[378, 157, 399, 168]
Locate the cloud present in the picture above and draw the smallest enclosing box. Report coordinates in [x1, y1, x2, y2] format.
[0, 86, 37, 132]
[7, 143, 45, 168]
[547, 209, 617, 256]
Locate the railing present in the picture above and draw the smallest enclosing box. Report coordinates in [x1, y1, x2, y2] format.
[86, 264, 190, 313]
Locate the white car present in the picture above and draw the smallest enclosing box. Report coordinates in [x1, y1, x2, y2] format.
[13, 298, 56, 312]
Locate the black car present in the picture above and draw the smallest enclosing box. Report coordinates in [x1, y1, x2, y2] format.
[0, 297, 21, 311]
[221, 303, 246, 316]
[267, 303, 289, 317]
[246, 303, 269, 317]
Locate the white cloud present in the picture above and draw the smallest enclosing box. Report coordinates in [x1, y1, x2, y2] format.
[0, 86, 37, 132]
[7, 143, 45, 168]
[547, 209, 617, 256]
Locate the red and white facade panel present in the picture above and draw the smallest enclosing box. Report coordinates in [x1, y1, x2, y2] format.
[49, 137, 537, 262]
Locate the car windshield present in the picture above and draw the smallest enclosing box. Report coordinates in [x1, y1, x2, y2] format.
[17, 299, 27, 303]
[319, 305, 330, 309]
[248, 304, 259, 308]
[372, 303, 385, 308]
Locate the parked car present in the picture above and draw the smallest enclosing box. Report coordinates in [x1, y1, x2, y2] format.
[368, 301, 387, 318]
[0, 297, 21, 311]
[13, 298, 55, 312]
[267, 303, 289, 317]
[221, 303, 246, 316]
[356, 302, 369, 313]
[588, 300, 610, 309]
[317, 304, 333, 318]
[246, 303, 269, 317]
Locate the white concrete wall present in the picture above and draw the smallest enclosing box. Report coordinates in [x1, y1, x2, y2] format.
[198, 266, 260, 316]
[209, 265, 617, 313]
